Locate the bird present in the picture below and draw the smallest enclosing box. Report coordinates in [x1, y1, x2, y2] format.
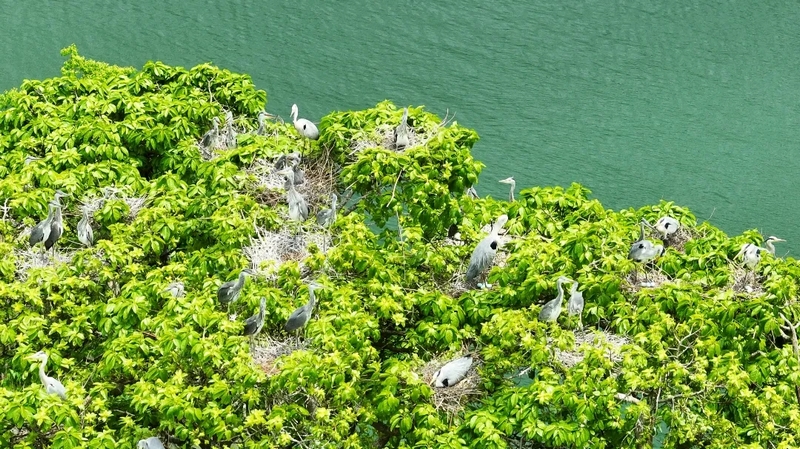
[539, 276, 571, 323]
[24, 155, 41, 165]
[52, 190, 69, 206]
[243, 297, 267, 350]
[77, 209, 93, 247]
[291, 104, 320, 143]
[277, 168, 309, 221]
[256, 111, 269, 135]
[29, 202, 55, 249]
[44, 201, 64, 256]
[273, 152, 301, 172]
[316, 193, 338, 228]
[763, 236, 785, 256]
[432, 355, 473, 388]
[466, 186, 479, 200]
[284, 282, 322, 336]
[137, 437, 165, 449]
[26, 351, 66, 399]
[465, 214, 509, 289]
[566, 278, 585, 329]
[163, 281, 185, 298]
[291, 157, 305, 185]
[200, 117, 220, 149]
[654, 216, 680, 240]
[736, 236, 784, 284]
[394, 107, 410, 150]
[224, 111, 237, 149]
[218, 269, 256, 314]
[498, 177, 516, 202]
[628, 220, 665, 284]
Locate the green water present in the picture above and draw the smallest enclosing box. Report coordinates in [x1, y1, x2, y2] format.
[4, 1, 800, 254]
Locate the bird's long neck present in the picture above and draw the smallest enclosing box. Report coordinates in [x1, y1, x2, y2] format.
[331, 196, 338, 211]
[638, 222, 646, 241]
[38, 357, 48, 385]
[556, 281, 565, 301]
[765, 241, 775, 255]
[570, 282, 578, 295]
[237, 272, 247, 288]
[509, 183, 515, 202]
[291, 108, 298, 123]
[307, 290, 317, 310]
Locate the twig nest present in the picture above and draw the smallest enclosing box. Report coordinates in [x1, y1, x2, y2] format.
[728, 263, 765, 296]
[553, 329, 629, 369]
[14, 247, 74, 280]
[251, 334, 309, 376]
[80, 186, 148, 221]
[621, 267, 670, 294]
[420, 353, 482, 415]
[243, 226, 331, 276]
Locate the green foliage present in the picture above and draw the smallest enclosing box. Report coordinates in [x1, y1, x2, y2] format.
[0, 48, 799, 449]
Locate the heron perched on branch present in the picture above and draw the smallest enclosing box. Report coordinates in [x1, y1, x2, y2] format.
[629, 220, 665, 284]
[285, 282, 322, 337]
[27, 351, 66, 399]
[317, 194, 338, 228]
[539, 276, 571, 323]
[498, 177, 516, 202]
[432, 355, 473, 388]
[243, 297, 267, 350]
[224, 111, 237, 149]
[465, 214, 509, 289]
[654, 216, 680, 240]
[77, 209, 93, 247]
[200, 117, 220, 150]
[291, 104, 319, 143]
[394, 107, 410, 150]
[137, 437, 165, 449]
[44, 201, 64, 256]
[277, 168, 309, 221]
[218, 269, 256, 315]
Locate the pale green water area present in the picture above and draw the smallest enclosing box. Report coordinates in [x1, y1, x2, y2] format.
[3, 1, 800, 254]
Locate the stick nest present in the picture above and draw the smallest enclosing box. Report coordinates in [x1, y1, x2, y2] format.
[80, 186, 148, 221]
[419, 353, 482, 415]
[13, 247, 75, 281]
[553, 329, 629, 369]
[349, 112, 455, 157]
[729, 263, 766, 296]
[243, 226, 331, 277]
[251, 334, 309, 377]
[621, 266, 670, 294]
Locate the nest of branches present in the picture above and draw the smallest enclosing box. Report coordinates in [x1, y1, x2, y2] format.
[252, 334, 309, 377]
[554, 329, 629, 369]
[729, 263, 765, 296]
[81, 186, 148, 221]
[419, 353, 483, 415]
[243, 226, 331, 276]
[14, 247, 75, 281]
[349, 111, 456, 157]
[622, 266, 670, 294]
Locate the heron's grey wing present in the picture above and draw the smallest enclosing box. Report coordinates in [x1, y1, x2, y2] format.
[47, 377, 66, 399]
[284, 306, 307, 331]
[298, 198, 309, 220]
[217, 281, 235, 302]
[538, 298, 560, 321]
[243, 312, 260, 335]
[466, 239, 495, 281]
[29, 223, 44, 246]
[568, 292, 584, 316]
[316, 209, 329, 225]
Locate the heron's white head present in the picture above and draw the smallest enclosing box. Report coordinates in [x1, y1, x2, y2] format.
[225, 110, 233, 121]
[291, 104, 299, 121]
[498, 176, 515, 185]
[27, 351, 48, 362]
[493, 215, 509, 232]
[766, 236, 785, 243]
[54, 190, 70, 200]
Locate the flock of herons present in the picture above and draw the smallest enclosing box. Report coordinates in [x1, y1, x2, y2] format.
[19, 104, 786, 448]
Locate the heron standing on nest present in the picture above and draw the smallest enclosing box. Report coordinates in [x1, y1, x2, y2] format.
[218, 269, 256, 316]
[539, 276, 570, 323]
[465, 214, 509, 289]
[285, 282, 322, 339]
[277, 168, 309, 221]
[566, 277, 585, 329]
[317, 193, 338, 228]
[200, 117, 220, 150]
[44, 201, 64, 257]
[432, 355, 473, 387]
[654, 216, 680, 241]
[243, 297, 267, 351]
[629, 220, 665, 284]
[394, 107, 410, 150]
[77, 209, 93, 247]
[291, 104, 319, 150]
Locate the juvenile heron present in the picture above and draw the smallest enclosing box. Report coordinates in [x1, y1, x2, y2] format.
[432, 355, 473, 387]
[629, 220, 665, 284]
[465, 214, 509, 289]
[218, 269, 256, 314]
[44, 201, 64, 256]
[200, 117, 220, 149]
[273, 152, 301, 172]
[566, 278, 585, 329]
[654, 216, 680, 240]
[224, 111, 237, 149]
[163, 281, 185, 298]
[291, 104, 320, 141]
[29, 203, 55, 249]
[291, 158, 306, 185]
[137, 437, 165, 449]
[539, 276, 570, 323]
[316, 194, 338, 228]
[27, 351, 66, 399]
[77, 209, 93, 247]
[285, 282, 322, 336]
[256, 111, 269, 135]
[53, 190, 70, 206]
[277, 168, 309, 221]
[243, 297, 267, 349]
[466, 186, 479, 200]
[394, 107, 410, 150]
[498, 177, 516, 202]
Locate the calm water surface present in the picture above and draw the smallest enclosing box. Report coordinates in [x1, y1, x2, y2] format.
[3, 1, 799, 253]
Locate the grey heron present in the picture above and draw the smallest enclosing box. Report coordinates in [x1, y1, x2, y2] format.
[763, 236, 785, 256]
[137, 437, 165, 449]
[44, 201, 64, 256]
[163, 281, 185, 298]
[654, 216, 680, 240]
[243, 297, 267, 350]
[277, 168, 309, 221]
[291, 157, 305, 186]
[465, 214, 509, 289]
[498, 177, 516, 202]
[566, 278, 585, 329]
[53, 190, 69, 205]
[256, 111, 269, 135]
[466, 186, 479, 200]
[24, 155, 41, 165]
[736, 236, 783, 284]
[273, 152, 301, 173]
[29, 202, 55, 249]
[200, 117, 220, 149]
[316, 194, 338, 228]
[539, 276, 570, 323]
[432, 355, 473, 387]
[26, 351, 66, 399]
[224, 111, 237, 149]
[77, 209, 93, 247]
[394, 107, 410, 150]
[218, 269, 256, 315]
[284, 282, 322, 336]
[291, 104, 320, 141]
[628, 220, 665, 284]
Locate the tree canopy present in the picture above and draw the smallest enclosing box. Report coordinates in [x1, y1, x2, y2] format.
[0, 46, 799, 448]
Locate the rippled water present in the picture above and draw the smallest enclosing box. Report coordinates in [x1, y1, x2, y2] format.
[3, 0, 799, 253]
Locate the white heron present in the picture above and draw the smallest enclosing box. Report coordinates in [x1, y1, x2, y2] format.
[27, 351, 66, 399]
[654, 216, 680, 240]
[465, 214, 509, 289]
[290, 104, 319, 142]
[539, 276, 570, 323]
[432, 355, 473, 388]
[394, 107, 410, 150]
[137, 437, 165, 449]
[498, 177, 516, 202]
